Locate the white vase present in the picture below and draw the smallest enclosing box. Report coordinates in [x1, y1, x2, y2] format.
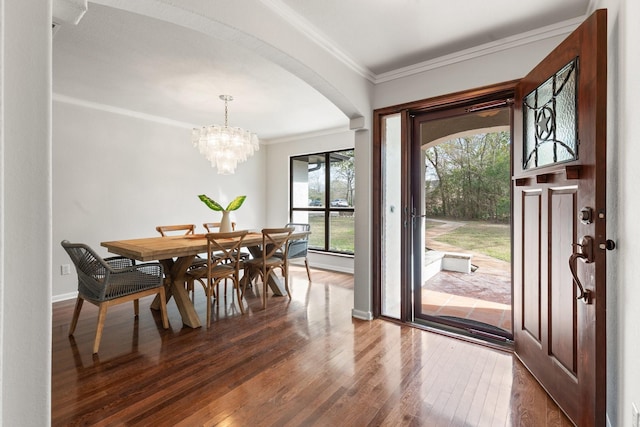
[220, 210, 233, 232]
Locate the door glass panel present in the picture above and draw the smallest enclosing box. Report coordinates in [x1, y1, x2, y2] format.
[381, 113, 402, 319]
[523, 59, 578, 169]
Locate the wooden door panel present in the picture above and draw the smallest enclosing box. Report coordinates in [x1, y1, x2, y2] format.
[522, 190, 542, 342]
[548, 188, 578, 376]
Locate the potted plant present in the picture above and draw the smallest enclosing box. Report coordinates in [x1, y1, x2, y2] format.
[198, 194, 246, 232]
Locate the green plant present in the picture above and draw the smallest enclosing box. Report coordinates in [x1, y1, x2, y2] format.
[198, 194, 246, 211]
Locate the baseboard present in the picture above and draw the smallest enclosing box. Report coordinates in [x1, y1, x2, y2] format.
[52, 291, 77, 303]
[351, 308, 373, 320]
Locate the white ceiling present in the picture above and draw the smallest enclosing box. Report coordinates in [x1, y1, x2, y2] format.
[53, 0, 592, 141]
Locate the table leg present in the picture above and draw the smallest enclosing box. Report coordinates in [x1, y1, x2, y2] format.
[150, 256, 201, 328]
[266, 272, 286, 296]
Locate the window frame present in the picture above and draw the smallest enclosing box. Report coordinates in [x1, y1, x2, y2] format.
[289, 148, 355, 255]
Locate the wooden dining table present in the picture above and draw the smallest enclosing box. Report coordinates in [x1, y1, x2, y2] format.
[101, 231, 308, 328]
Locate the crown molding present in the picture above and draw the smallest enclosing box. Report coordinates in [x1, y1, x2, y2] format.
[374, 16, 584, 84]
[53, 93, 196, 129]
[262, 126, 349, 145]
[258, 0, 377, 82]
[259, 0, 584, 86]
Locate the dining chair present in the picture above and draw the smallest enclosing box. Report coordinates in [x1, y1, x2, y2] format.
[155, 223, 197, 236]
[243, 227, 294, 309]
[61, 240, 169, 354]
[203, 222, 236, 232]
[186, 230, 248, 326]
[156, 223, 207, 300]
[204, 222, 251, 261]
[279, 222, 312, 281]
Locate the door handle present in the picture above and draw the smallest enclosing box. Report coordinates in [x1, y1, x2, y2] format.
[569, 236, 593, 304]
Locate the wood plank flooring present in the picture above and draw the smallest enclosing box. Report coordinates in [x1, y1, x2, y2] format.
[52, 266, 572, 426]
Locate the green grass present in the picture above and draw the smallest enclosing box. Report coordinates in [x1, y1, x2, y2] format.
[308, 214, 354, 253]
[433, 220, 511, 262]
[304, 215, 509, 261]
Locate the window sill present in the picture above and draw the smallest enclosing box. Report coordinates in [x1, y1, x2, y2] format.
[309, 249, 354, 258]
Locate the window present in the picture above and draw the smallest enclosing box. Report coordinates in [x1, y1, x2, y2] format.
[290, 149, 355, 254]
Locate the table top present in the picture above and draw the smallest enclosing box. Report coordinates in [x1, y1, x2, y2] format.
[101, 231, 308, 262]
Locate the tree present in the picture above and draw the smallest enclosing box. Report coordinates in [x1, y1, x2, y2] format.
[331, 150, 355, 205]
[424, 132, 510, 222]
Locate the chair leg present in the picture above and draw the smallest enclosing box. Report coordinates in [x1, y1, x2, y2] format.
[215, 279, 221, 307]
[93, 303, 108, 354]
[262, 267, 268, 309]
[234, 276, 245, 314]
[158, 287, 169, 329]
[283, 265, 292, 299]
[240, 268, 250, 300]
[68, 297, 84, 336]
[188, 280, 195, 302]
[206, 280, 213, 328]
[304, 258, 312, 281]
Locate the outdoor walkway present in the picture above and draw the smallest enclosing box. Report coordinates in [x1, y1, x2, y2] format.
[422, 220, 512, 333]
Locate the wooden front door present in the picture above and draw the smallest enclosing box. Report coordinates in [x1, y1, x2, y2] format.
[513, 9, 607, 427]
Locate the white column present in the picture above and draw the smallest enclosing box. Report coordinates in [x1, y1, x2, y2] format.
[352, 128, 373, 320]
[0, 0, 52, 425]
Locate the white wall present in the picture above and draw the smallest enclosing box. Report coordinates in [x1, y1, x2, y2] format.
[0, 1, 52, 425]
[52, 100, 267, 299]
[265, 130, 355, 274]
[601, 0, 640, 425]
[620, 0, 640, 421]
[620, 0, 639, 422]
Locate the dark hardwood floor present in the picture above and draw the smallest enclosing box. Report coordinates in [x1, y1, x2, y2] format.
[52, 266, 572, 426]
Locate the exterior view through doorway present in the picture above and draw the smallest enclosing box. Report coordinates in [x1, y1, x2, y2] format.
[374, 83, 516, 346]
[412, 106, 512, 342]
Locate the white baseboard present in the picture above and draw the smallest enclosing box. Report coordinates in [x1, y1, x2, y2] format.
[52, 291, 77, 303]
[351, 308, 373, 320]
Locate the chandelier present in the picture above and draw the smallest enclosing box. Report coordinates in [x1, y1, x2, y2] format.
[192, 95, 259, 174]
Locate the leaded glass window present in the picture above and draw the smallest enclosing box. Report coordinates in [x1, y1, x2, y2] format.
[523, 59, 578, 170]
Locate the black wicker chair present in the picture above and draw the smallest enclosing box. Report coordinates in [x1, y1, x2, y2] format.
[61, 240, 169, 353]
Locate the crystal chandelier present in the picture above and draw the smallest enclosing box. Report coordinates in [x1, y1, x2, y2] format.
[192, 95, 260, 174]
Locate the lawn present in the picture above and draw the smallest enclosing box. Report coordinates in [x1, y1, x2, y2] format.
[431, 219, 511, 262]
[304, 215, 509, 260]
[308, 214, 354, 253]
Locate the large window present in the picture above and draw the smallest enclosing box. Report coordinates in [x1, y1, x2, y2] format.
[290, 149, 355, 254]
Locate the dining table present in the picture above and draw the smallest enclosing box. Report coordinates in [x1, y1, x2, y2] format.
[101, 230, 309, 328]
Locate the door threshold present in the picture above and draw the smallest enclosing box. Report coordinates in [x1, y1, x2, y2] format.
[410, 319, 514, 352]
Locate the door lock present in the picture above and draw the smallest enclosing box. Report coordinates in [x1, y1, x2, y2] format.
[579, 207, 593, 224]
